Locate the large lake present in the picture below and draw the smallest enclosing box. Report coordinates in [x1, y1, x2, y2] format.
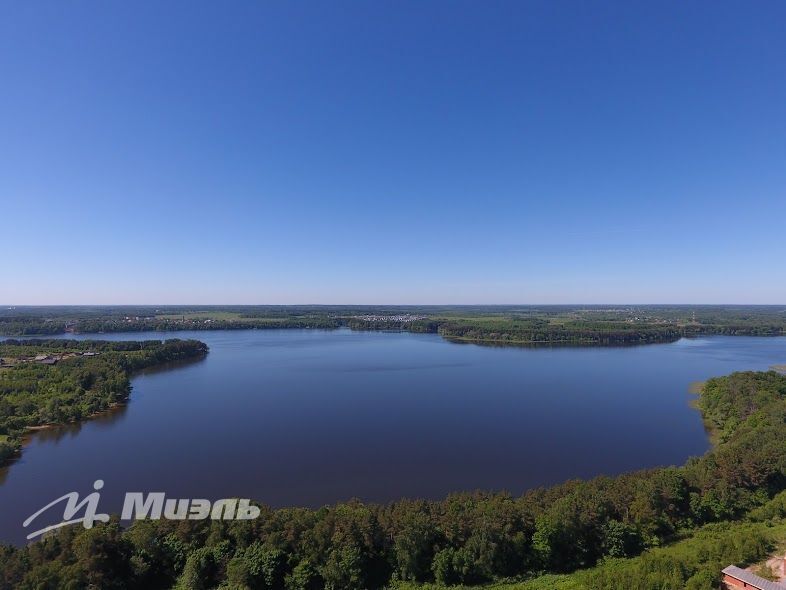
[1, 329, 784, 544]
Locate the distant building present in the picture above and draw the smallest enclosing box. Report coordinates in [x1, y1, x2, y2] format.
[722, 565, 786, 590]
[33, 355, 57, 365]
[40, 358, 57, 365]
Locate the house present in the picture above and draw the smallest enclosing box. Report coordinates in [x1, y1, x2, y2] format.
[34, 355, 57, 365]
[722, 565, 786, 590]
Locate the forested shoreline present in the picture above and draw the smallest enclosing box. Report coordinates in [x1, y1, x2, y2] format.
[1, 370, 786, 589]
[2, 305, 786, 346]
[0, 339, 208, 466]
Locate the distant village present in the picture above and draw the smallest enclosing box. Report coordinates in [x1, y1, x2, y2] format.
[351, 314, 427, 323]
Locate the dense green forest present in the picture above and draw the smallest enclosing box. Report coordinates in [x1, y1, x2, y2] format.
[2, 305, 786, 345]
[1, 370, 786, 589]
[0, 339, 208, 466]
[397, 517, 786, 590]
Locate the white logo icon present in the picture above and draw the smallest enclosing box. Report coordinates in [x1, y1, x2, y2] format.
[23, 479, 110, 540]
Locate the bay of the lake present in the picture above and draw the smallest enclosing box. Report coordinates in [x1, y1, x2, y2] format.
[1, 329, 784, 544]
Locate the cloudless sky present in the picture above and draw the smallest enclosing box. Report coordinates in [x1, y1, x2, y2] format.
[1, 1, 785, 304]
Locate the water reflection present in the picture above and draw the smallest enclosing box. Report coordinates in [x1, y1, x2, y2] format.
[133, 353, 208, 376]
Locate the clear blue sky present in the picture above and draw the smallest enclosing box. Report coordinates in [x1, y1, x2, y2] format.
[2, 1, 785, 304]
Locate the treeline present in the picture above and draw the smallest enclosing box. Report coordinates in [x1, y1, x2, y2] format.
[434, 318, 685, 345]
[573, 519, 777, 590]
[0, 317, 343, 335]
[3, 305, 786, 345]
[344, 318, 441, 333]
[0, 339, 208, 465]
[73, 317, 342, 333]
[4, 315, 780, 344]
[343, 317, 685, 345]
[398, 518, 784, 590]
[2, 371, 786, 589]
[689, 324, 786, 337]
[0, 318, 67, 335]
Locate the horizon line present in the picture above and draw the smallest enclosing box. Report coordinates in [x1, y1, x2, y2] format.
[3, 303, 786, 308]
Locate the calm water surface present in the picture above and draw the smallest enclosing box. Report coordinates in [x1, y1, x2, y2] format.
[1, 329, 784, 544]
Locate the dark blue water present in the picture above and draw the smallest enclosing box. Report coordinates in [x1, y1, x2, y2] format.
[1, 330, 784, 544]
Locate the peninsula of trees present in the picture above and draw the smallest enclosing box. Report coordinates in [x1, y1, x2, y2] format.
[0, 338, 208, 466]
